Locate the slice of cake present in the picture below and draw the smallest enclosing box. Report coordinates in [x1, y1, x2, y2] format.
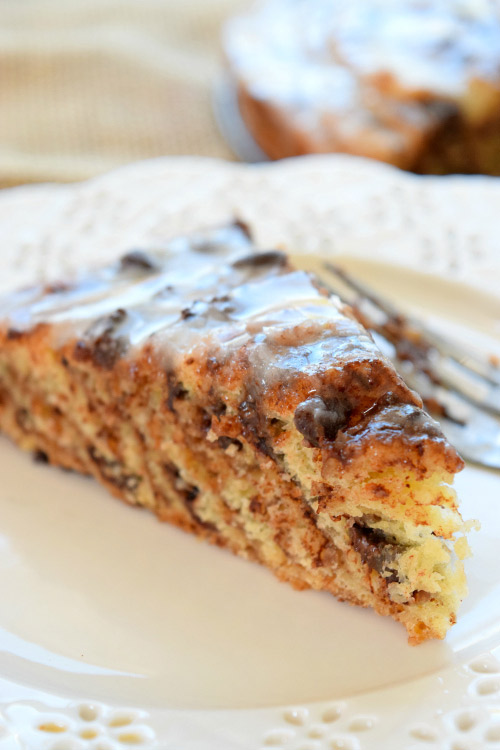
[0, 223, 470, 643]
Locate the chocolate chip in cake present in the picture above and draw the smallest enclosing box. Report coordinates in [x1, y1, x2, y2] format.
[294, 396, 349, 447]
[165, 372, 188, 412]
[87, 446, 141, 493]
[213, 401, 227, 418]
[180, 307, 196, 320]
[88, 446, 119, 470]
[184, 485, 199, 503]
[88, 308, 128, 337]
[232, 250, 287, 269]
[349, 523, 404, 582]
[217, 436, 243, 451]
[76, 309, 128, 369]
[232, 218, 252, 239]
[7, 328, 24, 340]
[178, 482, 217, 531]
[119, 250, 158, 272]
[238, 395, 275, 458]
[76, 333, 127, 370]
[200, 410, 212, 432]
[33, 449, 49, 464]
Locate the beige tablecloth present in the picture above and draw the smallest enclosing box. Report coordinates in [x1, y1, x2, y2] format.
[0, 0, 246, 187]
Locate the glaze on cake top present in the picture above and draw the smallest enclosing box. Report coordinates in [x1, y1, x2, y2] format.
[1, 224, 379, 380]
[0, 223, 462, 468]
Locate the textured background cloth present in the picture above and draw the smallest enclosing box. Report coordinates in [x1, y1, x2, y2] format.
[0, 0, 247, 187]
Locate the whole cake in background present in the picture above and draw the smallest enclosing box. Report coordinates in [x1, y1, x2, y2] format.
[224, 0, 500, 174]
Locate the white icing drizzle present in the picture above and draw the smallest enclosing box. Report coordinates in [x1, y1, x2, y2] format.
[0, 225, 383, 387]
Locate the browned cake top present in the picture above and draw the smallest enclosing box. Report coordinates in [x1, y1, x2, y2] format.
[0, 223, 462, 471]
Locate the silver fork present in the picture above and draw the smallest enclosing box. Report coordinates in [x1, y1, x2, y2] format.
[319, 262, 500, 471]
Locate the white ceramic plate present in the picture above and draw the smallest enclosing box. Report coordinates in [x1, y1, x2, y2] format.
[1, 155, 499, 750]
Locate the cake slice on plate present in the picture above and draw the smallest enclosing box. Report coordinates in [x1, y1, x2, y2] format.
[0, 223, 470, 643]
